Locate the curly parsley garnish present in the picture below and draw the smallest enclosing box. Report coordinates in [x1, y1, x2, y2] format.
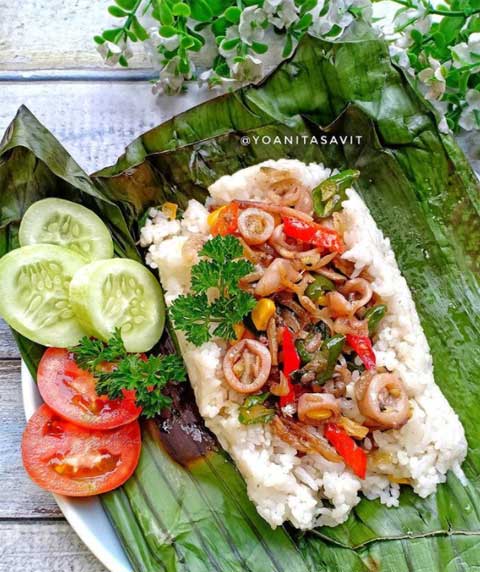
[70, 329, 187, 418]
[170, 235, 257, 346]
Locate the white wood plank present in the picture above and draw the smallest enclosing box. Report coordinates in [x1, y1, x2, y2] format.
[0, 521, 107, 572]
[0, 81, 219, 173]
[0, 360, 62, 518]
[0, 0, 147, 70]
[0, 320, 18, 359]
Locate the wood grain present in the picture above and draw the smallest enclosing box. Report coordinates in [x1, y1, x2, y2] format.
[0, 81, 218, 173]
[0, 320, 17, 359]
[0, 521, 107, 571]
[0, 0, 147, 70]
[0, 360, 61, 518]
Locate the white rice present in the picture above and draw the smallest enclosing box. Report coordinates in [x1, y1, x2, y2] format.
[140, 159, 467, 530]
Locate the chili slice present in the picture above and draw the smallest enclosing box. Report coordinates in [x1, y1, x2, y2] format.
[346, 334, 376, 370]
[282, 216, 344, 253]
[324, 422, 367, 479]
[280, 328, 301, 408]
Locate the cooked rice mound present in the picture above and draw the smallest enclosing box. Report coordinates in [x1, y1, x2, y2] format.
[141, 159, 467, 530]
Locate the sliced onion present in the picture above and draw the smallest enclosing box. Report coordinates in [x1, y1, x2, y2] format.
[356, 372, 409, 429]
[223, 340, 272, 394]
[238, 208, 275, 245]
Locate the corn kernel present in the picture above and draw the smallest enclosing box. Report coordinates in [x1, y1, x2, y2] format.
[233, 322, 245, 341]
[306, 409, 332, 421]
[162, 202, 178, 220]
[252, 298, 276, 331]
[207, 205, 227, 228]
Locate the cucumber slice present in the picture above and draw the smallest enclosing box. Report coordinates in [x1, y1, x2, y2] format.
[0, 245, 88, 347]
[69, 259, 165, 353]
[19, 198, 114, 262]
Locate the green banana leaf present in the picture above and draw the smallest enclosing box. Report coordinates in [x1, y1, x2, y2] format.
[1, 28, 480, 572]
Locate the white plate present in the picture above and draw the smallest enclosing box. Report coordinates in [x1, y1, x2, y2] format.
[21, 362, 134, 572]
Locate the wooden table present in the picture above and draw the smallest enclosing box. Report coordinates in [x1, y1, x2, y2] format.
[1, 2, 479, 571]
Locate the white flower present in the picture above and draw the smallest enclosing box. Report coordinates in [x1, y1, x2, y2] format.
[311, 0, 355, 37]
[459, 89, 480, 131]
[198, 69, 237, 89]
[417, 57, 446, 100]
[231, 55, 264, 83]
[96, 39, 133, 66]
[151, 56, 193, 96]
[428, 98, 450, 134]
[238, 6, 266, 45]
[263, 0, 299, 29]
[451, 33, 480, 68]
[389, 44, 414, 76]
[393, 3, 430, 49]
[151, 27, 181, 52]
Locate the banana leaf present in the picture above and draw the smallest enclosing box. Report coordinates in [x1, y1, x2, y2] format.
[93, 31, 480, 565]
[1, 29, 480, 572]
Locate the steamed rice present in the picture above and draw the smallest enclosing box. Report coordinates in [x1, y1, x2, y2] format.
[140, 159, 467, 530]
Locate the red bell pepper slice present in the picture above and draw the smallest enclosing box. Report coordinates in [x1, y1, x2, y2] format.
[346, 334, 376, 370]
[282, 216, 344, 253]
[280, 328, 300, 408]
[324, 423, 367, 479]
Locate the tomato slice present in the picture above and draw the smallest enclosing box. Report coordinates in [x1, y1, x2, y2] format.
[22, 405, 141, 496]
[38, 348, 141, 430]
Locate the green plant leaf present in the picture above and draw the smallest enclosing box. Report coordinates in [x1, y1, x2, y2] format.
[190, 0, 213, 22]
[251, 41, 268, 54]
[159, 25, 177, 37]
[172, 2, 191, 17]
[102, 27, 123, 42]
[115, 0, 137, 10]
[224, 6, 241, 23]
[108, 5, 129, 18]
[153, 0, 174, 25]
[131, 16, 149, 41]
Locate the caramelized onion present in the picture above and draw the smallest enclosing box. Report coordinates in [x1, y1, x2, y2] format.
[223, 340, 272, 394]
[297, 393, 341, 426]
[355, 372, 409, 429]
[238, 208, 275, 245]
[272, 416, 341, 462]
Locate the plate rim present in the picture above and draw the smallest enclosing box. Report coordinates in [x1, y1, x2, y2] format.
[21, 361, 134, 572]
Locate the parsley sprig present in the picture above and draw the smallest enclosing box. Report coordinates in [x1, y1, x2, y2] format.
[170, 235, 256, 346]
[70, 330, 187, 419]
